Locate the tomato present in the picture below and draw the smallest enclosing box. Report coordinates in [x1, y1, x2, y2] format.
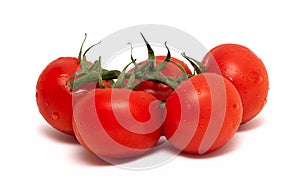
[72, 88, 164, 158]
[132, 55, 192, 101]
[202, 44, 269, 124]
[36, 57, 110, 136]
[162, 73, 243, 154]
[36, 57, 80, 135]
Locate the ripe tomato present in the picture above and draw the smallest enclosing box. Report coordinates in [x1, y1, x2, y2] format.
[72, 88, 164, 158]
[163, 73, 243, 154]
[36, 57, 80, 135]
[132, 55, 192, 101]
[36, 57, 110, 136]
[202, 44, 269, 124]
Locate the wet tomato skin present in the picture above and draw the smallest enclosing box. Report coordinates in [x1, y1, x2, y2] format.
[72, 88, 164, 158]
[202, 44, 269, 124]
[132, 55, 192, 101]
[163, 73, 243, 154]
[36, 57, 110, 136]
[36, 57, 79, 135]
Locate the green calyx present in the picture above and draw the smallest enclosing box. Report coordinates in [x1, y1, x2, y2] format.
[181, 52, 206, 75]
[114, 33, 189, 90]
[67, 34, 121, 90]
[67, 33, 199, 91]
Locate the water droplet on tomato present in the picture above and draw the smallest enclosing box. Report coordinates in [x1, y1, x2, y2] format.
[227, 48, 234, 53]
[254, 75, 263, 84]
[59, 74, 69, 77]
[227, 76, 233, 81]
[233, 103, 240, 109]
[52, 112, 59, 120]
[263, 99, 267, 105]
[139, 95, 146, 100]
[186, 104, 191, 109]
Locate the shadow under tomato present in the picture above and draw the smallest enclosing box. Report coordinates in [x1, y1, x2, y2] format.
[238, 116, 266, 132]
[76, 134, 243, 166]
[38, 123, 78, 144]
[179, 117, 266, 159]
[38, 123, 244, 166]
[178, 135, 242, 159]
[71, 146, 112, 166]
[72, 137, 178, 168]
[98, 140, 172, 167]
[38, 123, 112, 166]
[73, 147, 163, 167]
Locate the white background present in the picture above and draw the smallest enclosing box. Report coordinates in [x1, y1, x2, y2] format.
[1, 0, 299, 190]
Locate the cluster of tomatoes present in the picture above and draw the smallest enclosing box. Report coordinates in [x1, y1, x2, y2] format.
[36, 33, 269, 160]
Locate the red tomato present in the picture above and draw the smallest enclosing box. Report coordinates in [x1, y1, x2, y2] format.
[36, 57, 80, 135]
[72, 88, 164, 158]
[202, 44, 269, 124]
[36, 57, 110, 136]
[163, 73, 243, 154]
[132, 55, 192, 101]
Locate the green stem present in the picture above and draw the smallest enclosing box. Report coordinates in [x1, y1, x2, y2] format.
[140, 33, 155, 60]
[71, 71, 98, 90]
[181, 52, 206, 74]
[140, 33, 156, 72]
[78, 33, 87, 61]
[68, 34, 121, 90]
[156, 41, 171, 71]
[113, 60, 135, 88]
[70, 69, 120, 90]
[123, 71, 179, 90]
[97, 57, 106, 88]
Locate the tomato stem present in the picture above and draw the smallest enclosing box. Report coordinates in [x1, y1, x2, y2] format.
[181, 52, 206, 74]
[69, 33, 191, 91]
[156, 41, 171, 71]
[71, 68, 120, 90]
[97, 57, 106, 88]
[114, 60, 136, 88]
[140, 33, 156, 71]
[78, 33, 87, 62]
[140, 33, 155, 61]
[118, 34, 190, 90]
[162, 42, 188, 80]
[68, 34, 121, 90]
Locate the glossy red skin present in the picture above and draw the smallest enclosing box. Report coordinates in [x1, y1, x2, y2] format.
[133, 56, 192, 101]
[73, 117, 93, 152]
[163, 73, 243, 154]
[36, 57, 80, 135]
[202, 44, 269, 124]
[36, 57, 110, 136]
[72, 88, 164, 158]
